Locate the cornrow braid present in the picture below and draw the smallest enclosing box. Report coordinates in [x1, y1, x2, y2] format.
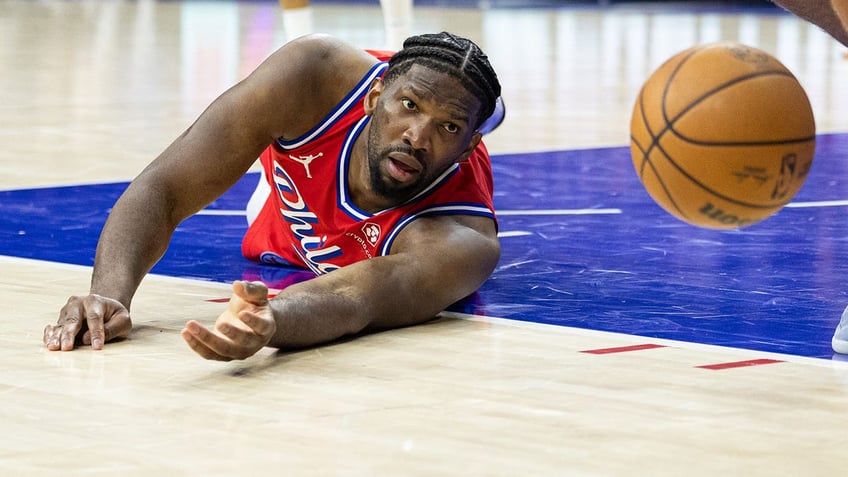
[384, 32, 502, 129]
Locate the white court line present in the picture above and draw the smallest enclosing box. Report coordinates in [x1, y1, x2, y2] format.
[194, 200, 847, 218]
[496, 208, 622, 216]
[195, 208, 624, 216]
[785, 200, 848, 208]
[192, 210, 592, 238]
[497, 231, 533, 238]
[195, 209, 247, 216]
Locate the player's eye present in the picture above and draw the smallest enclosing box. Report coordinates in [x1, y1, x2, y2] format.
[401, 98, 416, 110]
[443, 123, 459, 134]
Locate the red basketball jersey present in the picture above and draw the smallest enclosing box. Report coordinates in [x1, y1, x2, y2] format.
[241, 59, 496, 275]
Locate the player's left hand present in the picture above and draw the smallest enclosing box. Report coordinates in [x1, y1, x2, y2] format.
[181, 280, 275, 361]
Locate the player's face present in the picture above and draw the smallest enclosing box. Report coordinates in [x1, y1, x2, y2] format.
[364, 64, 483, 203]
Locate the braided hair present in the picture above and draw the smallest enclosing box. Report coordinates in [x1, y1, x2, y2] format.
[384, 32, 502, 129]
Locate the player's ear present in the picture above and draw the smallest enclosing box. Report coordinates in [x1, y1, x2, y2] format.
[457, 131, 482, 163]
[364, 78, 383, 116]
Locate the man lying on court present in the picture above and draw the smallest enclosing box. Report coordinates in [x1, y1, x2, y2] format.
[43, 32, 505, 360]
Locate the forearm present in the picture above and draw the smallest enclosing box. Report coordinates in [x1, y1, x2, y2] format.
[90, 179, 178, 309]
[263, 216, 499, 349]
[88, 87, 275, 308]
[265, 257, 452, 349]
[267, 283, 365, 349]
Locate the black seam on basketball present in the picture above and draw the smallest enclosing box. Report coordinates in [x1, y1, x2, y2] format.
[631, 134, 648, 175]
[636, 88, 651, 177]
[632, 132, 689, 216]
[670, 135, 816, 147]
[666, 70, 811, 146]
[647, 146, 689, 218]
[640, 48, 700, 181]
[652, 128, 802, 210]
[655, 59, 807, 210]
[634, 49, 706, 220]
[633, 86, 690, 219]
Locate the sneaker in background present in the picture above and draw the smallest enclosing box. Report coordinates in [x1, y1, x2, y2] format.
[833, 306, 848, 354]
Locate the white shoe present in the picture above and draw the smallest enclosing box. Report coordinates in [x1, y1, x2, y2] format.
[833, 305, 848, 354]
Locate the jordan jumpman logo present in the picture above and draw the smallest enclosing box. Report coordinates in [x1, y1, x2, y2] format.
[288, 152, 323, 179]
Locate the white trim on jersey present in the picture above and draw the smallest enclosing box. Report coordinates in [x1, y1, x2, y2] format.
[378, 203, 496, 256]
[276, 62, 389, 150]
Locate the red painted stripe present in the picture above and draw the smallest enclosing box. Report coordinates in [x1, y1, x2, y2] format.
[696, 358, 783, 370]
[580, 343, 667, 355]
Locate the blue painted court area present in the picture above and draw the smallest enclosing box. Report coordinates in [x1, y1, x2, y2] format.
[3, 134, 848, 359]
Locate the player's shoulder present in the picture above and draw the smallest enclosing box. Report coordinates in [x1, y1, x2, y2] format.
[252, 34, 384, 142]
[283, 34, 382, 76]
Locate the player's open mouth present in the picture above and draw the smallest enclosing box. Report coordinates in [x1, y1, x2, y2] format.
[386, 154, 421, 182]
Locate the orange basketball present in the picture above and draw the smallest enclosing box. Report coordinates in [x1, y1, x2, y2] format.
[629, 42, 815, 229]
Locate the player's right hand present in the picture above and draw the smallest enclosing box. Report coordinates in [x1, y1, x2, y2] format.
[44, 294, 132, 351]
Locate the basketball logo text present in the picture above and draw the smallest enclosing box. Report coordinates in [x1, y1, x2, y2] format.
[732, 166, 769, 185]
[771, 153, 811, 200]
[727, 44, 771, 69]
[698, 202, 754, 228]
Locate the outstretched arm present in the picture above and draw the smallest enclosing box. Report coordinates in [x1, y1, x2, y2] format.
[44, 35, 378, 351]
[181, 214, 500, 360]
[44, 81, 274, 351]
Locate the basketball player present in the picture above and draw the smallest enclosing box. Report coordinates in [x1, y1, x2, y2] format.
[280, 0, 413, 48]
[771, 1, 848, 353]
[43, 32, 505, 361]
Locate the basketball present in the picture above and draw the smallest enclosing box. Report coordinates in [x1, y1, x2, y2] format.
[629, 42, 816, 229]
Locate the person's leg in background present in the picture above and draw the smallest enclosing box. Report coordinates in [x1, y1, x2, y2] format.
[279, 0, 314, 43]
[280, 0, 413, 48]
[380, 0, 413, 49]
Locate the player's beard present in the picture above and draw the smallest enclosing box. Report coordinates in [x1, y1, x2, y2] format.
[366, 122, 429, 204]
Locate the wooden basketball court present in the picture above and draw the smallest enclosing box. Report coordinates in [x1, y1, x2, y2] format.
[2, 1, 848, 474]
